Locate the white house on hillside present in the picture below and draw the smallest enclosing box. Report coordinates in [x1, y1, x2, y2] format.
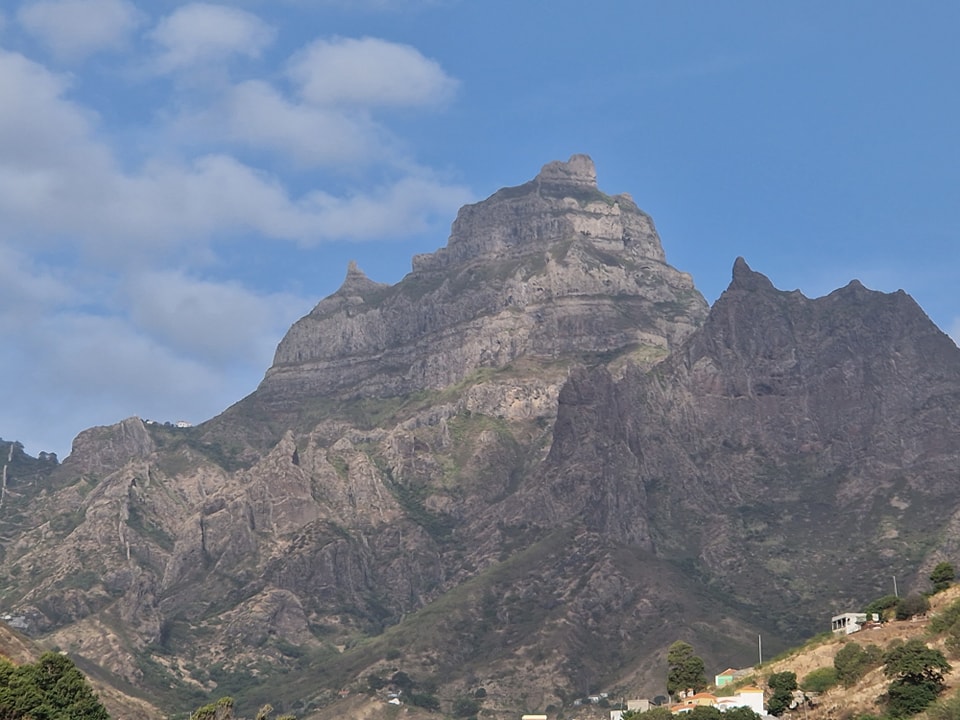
[831, 612, 867, 634]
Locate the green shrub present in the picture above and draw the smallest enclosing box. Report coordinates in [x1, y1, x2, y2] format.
[835, 642, 883, 687]
[801, 666, 839, 693]
[931, 563, 956, 594]
[896, 593, 930, 620]
[452, 696, 480, 717]
[865, 594, 900, 620]
[408, 692, 440, 710]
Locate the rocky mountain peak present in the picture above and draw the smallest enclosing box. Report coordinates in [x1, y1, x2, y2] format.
[255, 156, 707, 408]
[335, 260, 386, 298]
[729, 256, 776, 292]
[535, 153, 598, 189]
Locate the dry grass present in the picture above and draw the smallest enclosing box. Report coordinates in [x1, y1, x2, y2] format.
[755, 587, 960, 720]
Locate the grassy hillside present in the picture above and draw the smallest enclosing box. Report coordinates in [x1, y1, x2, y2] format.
[750, 585, 960, 720]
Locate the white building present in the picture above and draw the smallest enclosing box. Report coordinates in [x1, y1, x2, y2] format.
[831, 612, 867, 635]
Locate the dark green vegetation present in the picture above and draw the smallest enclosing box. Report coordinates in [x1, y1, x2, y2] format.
[800, 666, 838, 693]
[765, 671, 797, 717]
[0, 652, 108, 720]
[931, 563, 956, 594]
[188, 696, 295, 720]
[865, 595, 901, 622]
[667, 641, 707, 699]
[883, 639, 950, 717]
[624, 707, 759, 720]
[834, 641, 883, 687]
[896, 594, 931, 621]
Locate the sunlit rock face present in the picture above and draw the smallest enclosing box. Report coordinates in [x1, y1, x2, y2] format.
[258, 154, 707, 406]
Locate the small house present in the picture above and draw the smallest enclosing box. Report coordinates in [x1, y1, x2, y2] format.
[831, 612, 867, 635]
[715, 668, 739, 687]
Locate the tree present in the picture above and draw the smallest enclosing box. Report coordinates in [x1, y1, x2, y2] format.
[0, 652, 109, 720]
[191, 697, 235, 720]
[897, 593, 931, 621]
[931, 562, 956, 594]
[883, 639, 951, 717]
[452, 696, 480, 717]
[864, 594, 900, 621]
[723, 708, 761, 720]
[687, 706, 722, 720]
[667, 641, 707, 698]
[766, 671, 797, 717]
[834, 642, 883, 687]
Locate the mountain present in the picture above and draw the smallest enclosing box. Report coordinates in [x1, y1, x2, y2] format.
[0, 155, 959, 719]
[532, 257, 960, 636]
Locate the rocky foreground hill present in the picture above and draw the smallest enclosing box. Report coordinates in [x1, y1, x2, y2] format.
[1, 155, 959, 719]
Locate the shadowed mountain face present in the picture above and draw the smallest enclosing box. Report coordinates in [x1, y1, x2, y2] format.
[531, 258, 960, 639]
[1, 157, 959, 719]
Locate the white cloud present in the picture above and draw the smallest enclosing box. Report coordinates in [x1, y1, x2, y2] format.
[288, 36, 457, 107]
[0, 250, 307, 457]
[123, 270, 304, 364]
[299, 175, 472, 243]
[17, 0, 142, 61]
[0, 48, 107, 170]
[220, 80, 387, 167]
[0, 242, 75, 329]
[150, 2, 276, 73]
[0, 47, 469, 255]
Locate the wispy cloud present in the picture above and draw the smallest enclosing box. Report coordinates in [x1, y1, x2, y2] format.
[148, 2, 276, 74]
[288, 36, 458, 108]
[17, 0, 143, 61]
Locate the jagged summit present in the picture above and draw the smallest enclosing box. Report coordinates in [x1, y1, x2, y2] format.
[415, 153, 666, 272]
[256, 156, 707, 406]
[338, 260, 385, 295]
[536, 153, 598, 188]
[729, 256, 776, 292]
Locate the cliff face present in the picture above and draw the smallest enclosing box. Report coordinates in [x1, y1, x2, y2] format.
[257, 154, 705, 406]
[1, 158, 959, 720]
[530, 258, 960, 637]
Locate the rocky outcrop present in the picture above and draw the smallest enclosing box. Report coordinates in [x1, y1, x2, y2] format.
[257, 154, 706, 407]
[63, 417, 154, 478]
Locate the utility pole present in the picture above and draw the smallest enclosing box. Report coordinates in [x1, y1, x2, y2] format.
[893, 575, 899, 597]
[758, 634, 763, 666]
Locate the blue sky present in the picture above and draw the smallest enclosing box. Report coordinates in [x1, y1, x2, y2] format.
[1, 0, 957, 458]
